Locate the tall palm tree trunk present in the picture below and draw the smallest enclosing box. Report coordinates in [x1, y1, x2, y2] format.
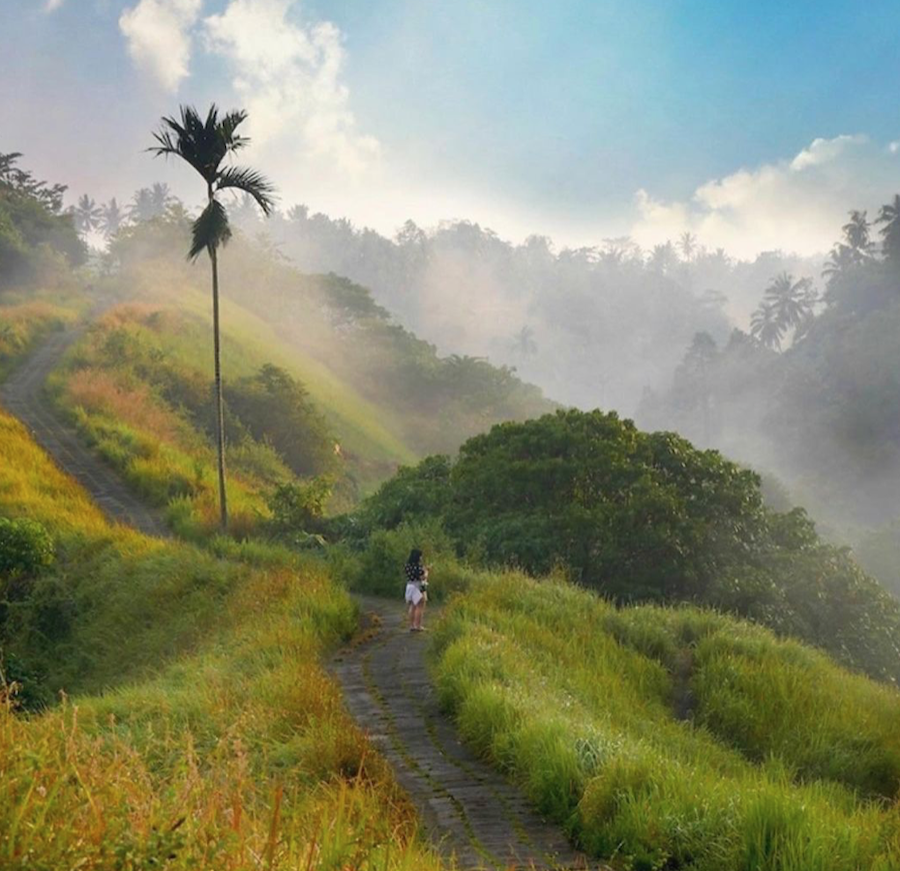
[210, 244, 229, 530]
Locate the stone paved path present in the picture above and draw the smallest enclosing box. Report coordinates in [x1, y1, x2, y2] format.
[333, 596, 610, 870]
[0, 320, 169, 538]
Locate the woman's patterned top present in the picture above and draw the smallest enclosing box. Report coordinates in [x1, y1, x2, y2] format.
[405, 562, 425, 586]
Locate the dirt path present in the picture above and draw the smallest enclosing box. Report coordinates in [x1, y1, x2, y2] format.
[0, 322, 169, 538]
[333, 596, 608, 871]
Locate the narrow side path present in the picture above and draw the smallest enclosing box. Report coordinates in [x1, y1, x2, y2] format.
[333, 596, 608, 871]
[0, 321, 169, 538]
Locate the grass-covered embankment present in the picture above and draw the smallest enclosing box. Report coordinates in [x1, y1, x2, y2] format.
[0, 406, 443, 869]
[45, 300, 419, 539]
[432, 573, 900, 870]
[0, 296, 79, 379]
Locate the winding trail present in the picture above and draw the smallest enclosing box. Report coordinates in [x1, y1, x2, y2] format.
[0, 320, 169, 538]
[333, 597, 607, 870]
[3, 319, 605, 869]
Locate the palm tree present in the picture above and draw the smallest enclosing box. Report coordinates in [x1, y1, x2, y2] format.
[763, 272, 816, 334]
[150, 182, 172, 215]
[821, 243, 856, 301]
[150, 104, 275, 530]
[73, 194, 102, 235]
[100, 198, 124, 238]
[648, 241, 677, 274]
[750, 302, 783, 350]
[679, 231, 697, 262]
[842, 209, 873, 261]
[876, 194, 900, 265]
[127, 187, 157, 222]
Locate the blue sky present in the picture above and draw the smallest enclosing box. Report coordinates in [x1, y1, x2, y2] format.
[3, 0, 900, 254]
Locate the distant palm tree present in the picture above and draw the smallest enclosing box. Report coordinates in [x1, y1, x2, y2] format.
[127, 187, 157, 222]
[876, 194, 900, 265]
[73, 194, 102, 235]
[763, 272, 816, 334]
[750, 302, 783, 350]
[821, 243, 857, 298]
[150, 104, 275, 530]
[99, 198, 124, 238]
[648, 241, 678, 273]
[150, 182, 172, 215]
[842, 209, 873, 261]
[679, 231, 697, 262]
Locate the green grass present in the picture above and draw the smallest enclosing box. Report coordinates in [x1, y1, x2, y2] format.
[0, 403, 446, 869]
[0, 297, 78, 379]
[114, 265, 418, 475]
[431, 572, 900, 870]
[45, 298, 419, 537]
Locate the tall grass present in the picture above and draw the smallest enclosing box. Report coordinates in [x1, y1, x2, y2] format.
[432, 573, 900, 870]
[0, 407, 447, 869]
[0, 299, 76, 379]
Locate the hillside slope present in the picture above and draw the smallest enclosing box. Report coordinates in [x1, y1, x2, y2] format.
[0, 406, 444, 870]
[432, 573, 900, 871]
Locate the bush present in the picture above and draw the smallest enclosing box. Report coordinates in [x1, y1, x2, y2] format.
[0, 517, 54, 581]
[266, 478, 332, 538]
[347, 520, 472, 601]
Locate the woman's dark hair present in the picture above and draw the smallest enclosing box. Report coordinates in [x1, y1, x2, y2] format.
[407, 548, 423, 567]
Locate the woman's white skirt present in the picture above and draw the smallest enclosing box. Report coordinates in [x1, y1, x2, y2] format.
[405, 582, 423, 606]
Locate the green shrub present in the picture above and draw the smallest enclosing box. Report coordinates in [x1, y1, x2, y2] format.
[266, 478, 332, 537]
[0, 516, 54, 581]
[349, 520, 472, 600]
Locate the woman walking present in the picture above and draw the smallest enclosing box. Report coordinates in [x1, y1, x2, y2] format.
[404, 548, 429, 631]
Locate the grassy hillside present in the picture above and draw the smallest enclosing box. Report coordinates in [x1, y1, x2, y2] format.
[432, 572, 900, 870]
[0, 407, 443, 870]
[108, 214, 554, 458]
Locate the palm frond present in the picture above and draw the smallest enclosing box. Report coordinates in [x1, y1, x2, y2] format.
[189, 198, 232, 260]
[150, 106, 219, 181]
[216, 166, 276, 215]
[219, 110, 250, 152]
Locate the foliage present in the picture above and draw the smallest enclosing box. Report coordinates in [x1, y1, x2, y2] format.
[53, 305, 349, 539]
[334, 519, 473, 602]
[640, 200, 900, 531]
[355, 454, 453, 534]
[266, 478, 332, 541]
[432, 573, 900, 870]
[150, 104, 275, 260]
[0, 300, 73, 379]
[856, 518, 900, 598]
[231, 203, 734, 414]
[0, 517, 53, 581]
[357, 408, 900, 681]
[226, 363, 338, 478]
[0, 152, 85, 286]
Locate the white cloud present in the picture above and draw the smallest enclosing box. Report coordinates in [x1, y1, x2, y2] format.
[203, 0, 380, 179]
[44, 0, 65, 12]
[119, 0, 203, 92]
[631, 134, 900, 258]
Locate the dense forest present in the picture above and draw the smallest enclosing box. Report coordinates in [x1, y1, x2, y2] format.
[637, 204, 900, 576]
[228, 198, 826, 414]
